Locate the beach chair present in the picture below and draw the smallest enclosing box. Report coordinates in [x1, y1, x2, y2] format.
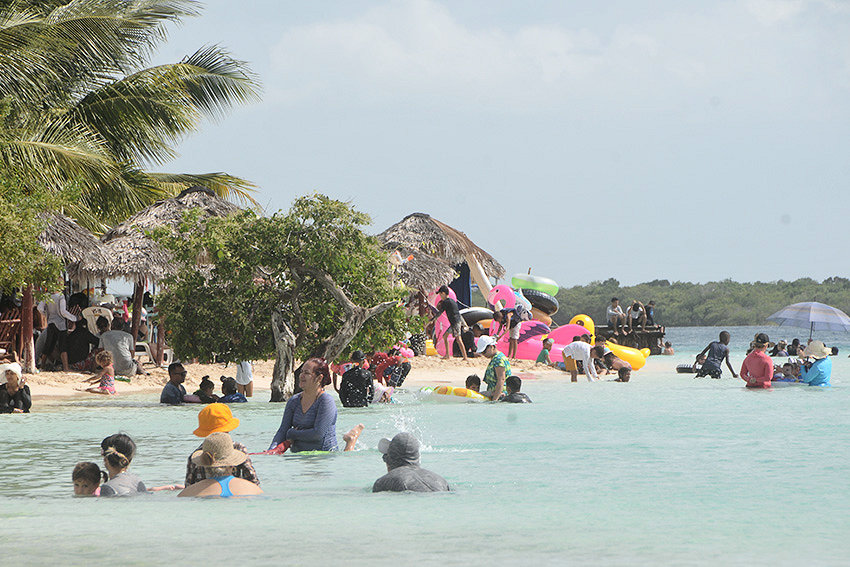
[134, 341, 174, 367]
[0, 308, 22, 358]
[82, 306, 112, 332]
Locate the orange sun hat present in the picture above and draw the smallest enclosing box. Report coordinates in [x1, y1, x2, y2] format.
[193, 403, 240, 437]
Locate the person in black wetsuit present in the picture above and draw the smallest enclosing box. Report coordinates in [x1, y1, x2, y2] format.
[501, 375, 531, 403]
[338, 350, 374, 408]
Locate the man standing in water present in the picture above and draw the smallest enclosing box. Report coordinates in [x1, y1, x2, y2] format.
[695, 331, 738, 379]
[373, 432, 449, 493]
[161, 362, 188, 404]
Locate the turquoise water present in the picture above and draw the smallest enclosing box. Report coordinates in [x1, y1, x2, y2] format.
[2, 326, 849, 565]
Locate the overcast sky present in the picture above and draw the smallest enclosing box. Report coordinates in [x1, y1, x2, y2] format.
[150, 0, 850, 288]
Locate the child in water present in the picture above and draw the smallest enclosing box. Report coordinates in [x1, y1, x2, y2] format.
[465, 374, 481, 393]
[219, 377, 248, 403]
[83, 351, 116, 394]
[193, 376, 219, 403]
[73, 462, 107, 496]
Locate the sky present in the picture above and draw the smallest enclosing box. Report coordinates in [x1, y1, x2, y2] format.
[149, 0, 850, 288]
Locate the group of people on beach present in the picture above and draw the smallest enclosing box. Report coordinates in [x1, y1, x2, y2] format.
[686, 331, 833, 388]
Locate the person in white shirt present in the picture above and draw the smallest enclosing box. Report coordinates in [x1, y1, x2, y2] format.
[561, 337, 604, 382]
[37, 289, 79, 369]
[606, 297, 626, 336]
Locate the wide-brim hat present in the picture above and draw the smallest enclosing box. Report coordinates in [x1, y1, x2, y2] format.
[475, 335, 497, 354]
[193, 403, 240, 437]
[190, 432, 247, 467]
[803, 340, 831, 360]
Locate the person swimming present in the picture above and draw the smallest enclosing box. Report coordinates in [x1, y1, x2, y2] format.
[72, 462, 107, 496]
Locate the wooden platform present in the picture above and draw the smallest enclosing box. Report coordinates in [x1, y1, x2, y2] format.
[593, 323, 666, 355]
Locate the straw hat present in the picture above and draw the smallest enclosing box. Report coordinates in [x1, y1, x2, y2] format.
[193, 403, 240, 437]
[0, 362, 22, 384]
[802, 340, 831, 360]
[190, 432, 248, 467]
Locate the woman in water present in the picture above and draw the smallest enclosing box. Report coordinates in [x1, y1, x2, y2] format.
[269, 358, 363, 452]
[99, 433, 147, 496]
[179, 432, 263, 498]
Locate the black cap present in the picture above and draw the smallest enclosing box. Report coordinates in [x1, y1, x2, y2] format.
[351, 350, 366, 362]
[754, 333, 770, 345]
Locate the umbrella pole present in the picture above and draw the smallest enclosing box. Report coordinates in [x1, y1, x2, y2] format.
[809, 322, 814, 341]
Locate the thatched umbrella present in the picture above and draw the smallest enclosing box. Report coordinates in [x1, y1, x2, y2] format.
[378, 213, 505, 314]
[378, 213, 505, 279]
[14, 213, 110, 372]
[78, 186, 240, 347]
[383, 244, 457, 293]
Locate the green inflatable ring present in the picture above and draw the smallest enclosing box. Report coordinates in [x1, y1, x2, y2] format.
[511, 274, 559, 296]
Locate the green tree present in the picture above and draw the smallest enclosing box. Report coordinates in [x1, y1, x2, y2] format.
[0, 0, 261, 230]
[156, 195, 414, 401]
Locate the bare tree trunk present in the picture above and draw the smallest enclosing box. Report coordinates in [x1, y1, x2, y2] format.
[294, 264, 397, 362]
[154, 310, 165, 367]
[270, 310, 297, 402]
[21, 285, 35, 373]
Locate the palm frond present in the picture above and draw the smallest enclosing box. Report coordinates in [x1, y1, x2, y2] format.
[147, 171, 258, 207]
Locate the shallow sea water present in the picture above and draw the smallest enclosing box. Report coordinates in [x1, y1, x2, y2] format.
[2, 326, 849, 566]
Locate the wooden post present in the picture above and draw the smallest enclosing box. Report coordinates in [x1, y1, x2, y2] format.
[155, 310, 165, 367]
[21, 285, 34, 373]
[130, 280, 143, 344]
[418, 291, 427, 316]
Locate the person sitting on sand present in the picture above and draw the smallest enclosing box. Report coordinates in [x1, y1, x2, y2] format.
[0, 362, 31, 414]
[98, 317, 145, 377]
[269, 358, 364, 453]
[561, 337, 602, 382]
[73, 462, 107, 496]
[336, 350, 374, 408]
[99, 433, 146, 496]
[799, 341, 832, 387]
[429, 285, 468, 361]
[695, 331, 738, 379]
[60, 318, 100, 372]
[477, 336, 511, 400]
[662, 341, 674, 355]
[192, 376, 219, 403]
[501, 375, 532, 403]
[373, 432, 449, 493]
[613, 367, 631, 382]
[536, 338, 557, 367]
[160, 362, 188, 405]
[740, 333, 774, 389]
[82, 350, 116, 395]
[465, 374, 481, 393]
[219, 377, 247, 403]
[462, 323, 486, 358]
[606, 298, 626, 335]
[179, 432, 263, 498]
[186, 404, 258, 486]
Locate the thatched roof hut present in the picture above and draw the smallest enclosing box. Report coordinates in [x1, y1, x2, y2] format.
[78, 186, 240, 282]
[37, 212, 109, 280]
[378, 213, 505, 280]
[388, 245, 458, 292]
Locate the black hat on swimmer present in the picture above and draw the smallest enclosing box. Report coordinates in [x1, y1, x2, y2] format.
[351, 350, 366, 362]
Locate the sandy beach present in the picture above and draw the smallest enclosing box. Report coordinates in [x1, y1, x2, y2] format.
[24, 355, 567, 401]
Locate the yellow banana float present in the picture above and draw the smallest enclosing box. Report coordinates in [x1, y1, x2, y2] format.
[568, 314, 650, 370]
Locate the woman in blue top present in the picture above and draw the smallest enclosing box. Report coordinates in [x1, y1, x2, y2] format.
[799, 341, 832, 386]
[269, 358, 363, 452]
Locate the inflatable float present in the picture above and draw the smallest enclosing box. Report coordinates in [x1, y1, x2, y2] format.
[511, 274, 559, 296]
[420, 385, 488, 402]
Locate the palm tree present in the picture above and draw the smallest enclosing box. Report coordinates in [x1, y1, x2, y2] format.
[0, 0, 261, 231]
[0, 0, 261, 372]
